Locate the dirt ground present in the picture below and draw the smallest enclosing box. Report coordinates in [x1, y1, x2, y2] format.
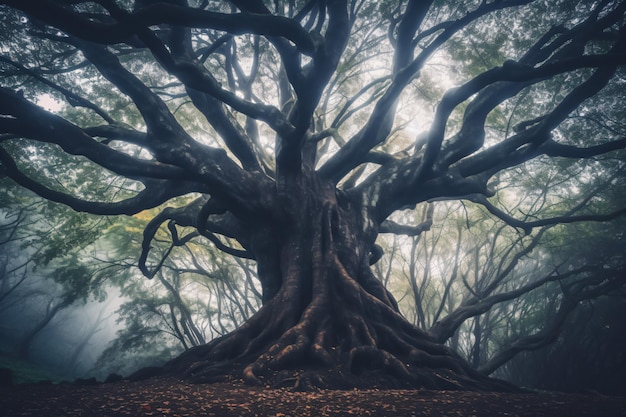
[1, 377, 625, 417]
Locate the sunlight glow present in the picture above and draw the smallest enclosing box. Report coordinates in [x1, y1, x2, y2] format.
[36, 93, 64, 112]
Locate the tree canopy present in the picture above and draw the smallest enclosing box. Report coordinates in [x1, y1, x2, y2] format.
[1, 0, 625, 390]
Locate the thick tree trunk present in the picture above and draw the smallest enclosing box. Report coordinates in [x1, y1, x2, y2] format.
[159, 173, 510, 391]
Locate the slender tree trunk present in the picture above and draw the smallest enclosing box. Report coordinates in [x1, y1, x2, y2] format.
[18, 299, 69, 360]
[471, 316, 482, 368]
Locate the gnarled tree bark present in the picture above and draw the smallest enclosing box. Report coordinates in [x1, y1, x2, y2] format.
[2, 0, 625, 393]
[157, 170, 507, 391]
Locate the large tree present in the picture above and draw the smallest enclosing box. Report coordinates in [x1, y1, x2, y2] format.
[1, 0, 625, 390]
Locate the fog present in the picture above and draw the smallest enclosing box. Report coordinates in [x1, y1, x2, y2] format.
[0, 0, 625, 396]
[1, 200, 625, 395]
[0, 279, 124, 382]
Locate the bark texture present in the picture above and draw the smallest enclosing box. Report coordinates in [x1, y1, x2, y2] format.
[2, 0, 624, 393]
[158, 172, 509, 391]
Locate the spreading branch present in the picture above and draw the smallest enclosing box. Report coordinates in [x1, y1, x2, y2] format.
[5, 0, 315, 54]
[468, 194, 626, 234]
[478, 268, 626, 375]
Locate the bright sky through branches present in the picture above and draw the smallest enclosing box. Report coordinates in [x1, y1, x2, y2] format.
[36, 93, 63, 112]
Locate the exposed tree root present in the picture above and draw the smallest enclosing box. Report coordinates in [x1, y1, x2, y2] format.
[157, 259, 514, 391]
[151, 202, 517, 392]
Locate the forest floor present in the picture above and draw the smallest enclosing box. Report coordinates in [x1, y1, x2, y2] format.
[1, 377, 625, 417]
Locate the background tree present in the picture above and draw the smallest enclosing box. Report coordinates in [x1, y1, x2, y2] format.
[0, 179, 117, 380]
[95, 213, 262, 377]
[1, 0, 625, 390]
[384, 195, 625, 381]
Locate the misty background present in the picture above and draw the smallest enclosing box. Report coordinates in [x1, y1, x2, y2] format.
[1, 0, 625, 397]
[2, 179, 625, 395]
